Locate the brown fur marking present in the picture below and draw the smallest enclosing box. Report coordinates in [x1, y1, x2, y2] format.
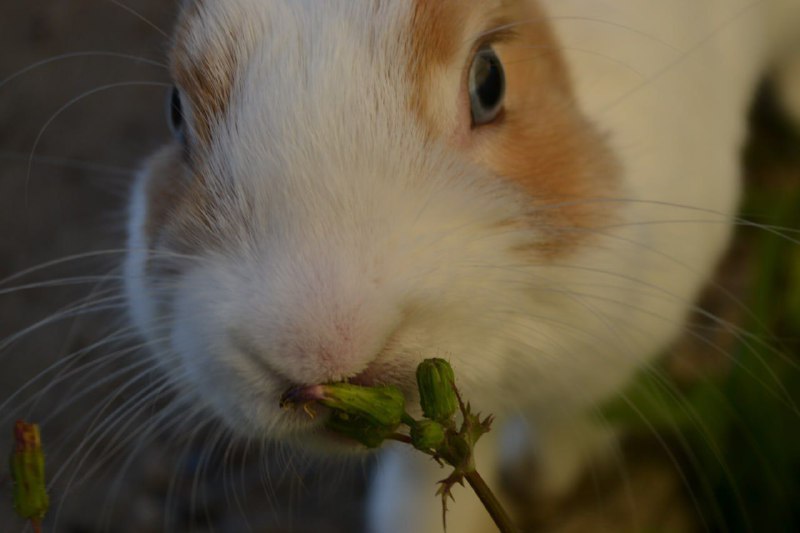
[408, 0, 470, 134]
[171, 2, 239, 149]
[408, 0, 618, 255]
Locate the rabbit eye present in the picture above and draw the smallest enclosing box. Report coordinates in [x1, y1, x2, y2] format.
[167, 86, 185, 137]
[469, 45, 505, 126]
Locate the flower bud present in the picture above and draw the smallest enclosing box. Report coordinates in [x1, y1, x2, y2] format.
[10, 421, 49, 522]
[416, 358, 458, 423]
[410, 420, 446, 452]
[282, 383, 406, 429]
[325, 411, 396, 448]
[318, 383, 405, 428]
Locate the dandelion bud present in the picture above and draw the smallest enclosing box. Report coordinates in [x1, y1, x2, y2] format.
[416, 358, 458, 423]
[10, 421, 49, 523]
[318, 383, 405, 428]
[282, 383, 405, 429]
[325, 411, 395, 448]
[410, 420, 446, 452]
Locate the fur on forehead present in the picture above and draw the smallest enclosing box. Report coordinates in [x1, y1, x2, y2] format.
[170, 0, 525, 149]
[163, 0, 613, 258]
[170, 0, 424, 152]
[156, 0, 532, 244]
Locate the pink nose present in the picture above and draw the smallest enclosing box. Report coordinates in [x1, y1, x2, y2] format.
[260, 302, 399, 386]
[238, 250, 403, 385]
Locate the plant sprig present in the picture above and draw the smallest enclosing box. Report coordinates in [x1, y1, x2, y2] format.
[9, 420, 48, 533]
[281, 358, 518, 532]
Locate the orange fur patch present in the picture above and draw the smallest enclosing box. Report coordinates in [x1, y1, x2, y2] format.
[137, 4, 254, 280]
[408, 0, 618, 255]
[408, 0, 466, 80]
[408, 0, 471, 136]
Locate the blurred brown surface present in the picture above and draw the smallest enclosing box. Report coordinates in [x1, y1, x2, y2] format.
[1, 2, 797, 532]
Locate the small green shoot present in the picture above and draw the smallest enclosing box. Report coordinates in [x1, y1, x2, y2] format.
[281, 359, 517, 532]
[9, 420, 48, 533]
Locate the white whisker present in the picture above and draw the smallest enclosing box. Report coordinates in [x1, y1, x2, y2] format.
[0, 51, 167, 91]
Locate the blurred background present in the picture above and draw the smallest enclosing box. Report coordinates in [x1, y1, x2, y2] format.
[0, 1, 798, 532]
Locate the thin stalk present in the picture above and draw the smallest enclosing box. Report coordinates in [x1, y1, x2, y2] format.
[388, 433, 414, 445]
[464, 470, 518, 533]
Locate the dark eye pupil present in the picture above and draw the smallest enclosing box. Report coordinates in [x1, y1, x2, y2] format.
[475, 55, 502, 107]
[469, 46, 505, 126]
[168, 86, 184, 134]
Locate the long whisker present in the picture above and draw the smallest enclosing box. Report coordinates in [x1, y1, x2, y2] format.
[24, 80, 171, 203]
[0, 323, 140, 417]
[0, 150, 135, 178]
[468, 294, 742, 530]
[0, 294, 126, 353]
[164, 409, 217, 531]
[34, 337, 175, 453]
[472, 16, 681, 53]
[19, 336, 168, 429]
[0, 275, 126, 297]
[600, 0, 763, 114]
[0, 247, 202, 287]
[97, 399, 211, 531]
[48, 368, 178, 492]
[188, 418, 227, 532]
[0, 51, 167, 91]
[527, 196, 800, 246]
[220, 429, 255, 532]
[106, 0, 170, 39]
[469, 261, 799, 409]
[48, 373, 183, 530]
[512, 44, 647, 81]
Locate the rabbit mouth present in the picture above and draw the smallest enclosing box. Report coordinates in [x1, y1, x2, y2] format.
[278, 358, 406, 403]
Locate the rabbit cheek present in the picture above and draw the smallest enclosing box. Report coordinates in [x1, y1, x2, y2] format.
[407, 0, 621, 257]
[481, 34, 620, 257]
[475, 89, 620, 258]
[136, 144, 218, 282]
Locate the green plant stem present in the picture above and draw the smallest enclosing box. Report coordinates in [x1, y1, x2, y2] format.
[464, 470, 518, 533]
[401, 413, 417, 427]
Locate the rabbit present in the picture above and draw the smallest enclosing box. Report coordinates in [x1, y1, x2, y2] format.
[122, 0, 800, 531]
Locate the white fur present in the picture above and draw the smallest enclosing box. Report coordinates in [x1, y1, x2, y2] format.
[124, 1, 796, 531]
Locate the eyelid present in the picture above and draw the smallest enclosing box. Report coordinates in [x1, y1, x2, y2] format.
[469, 23, 519, 53]
[463, 25, 515, 84]
[464, 25, 516, 85]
